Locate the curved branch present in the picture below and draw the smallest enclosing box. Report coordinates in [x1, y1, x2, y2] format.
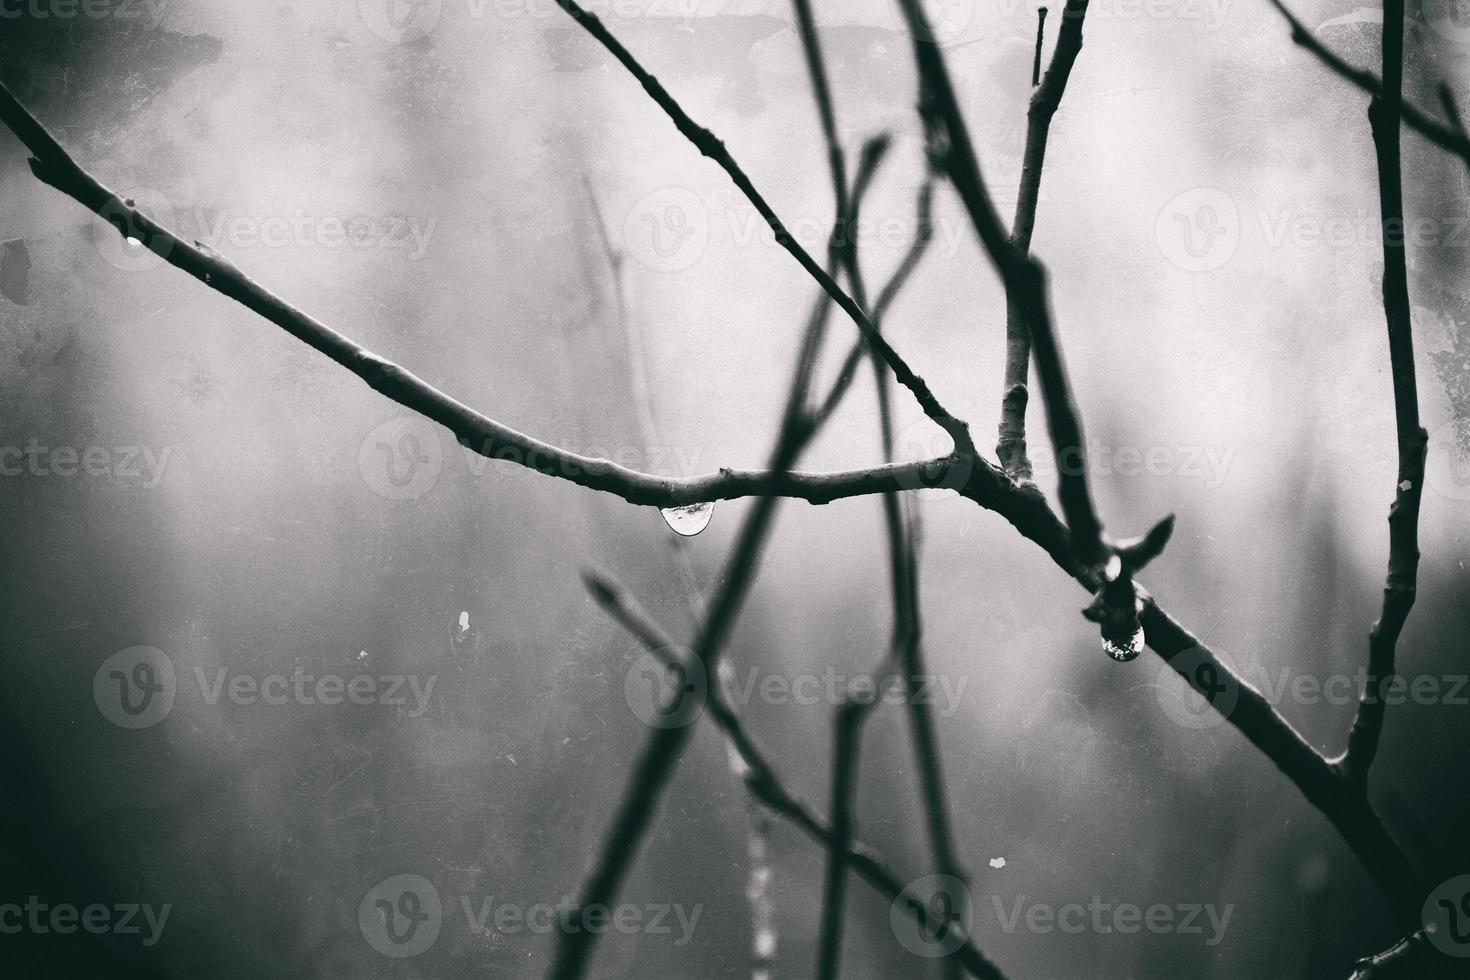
[895, 0, 1112, 568]
[0, 33, 1434, 958]
[0, 82, 964, 511]
[998, 0, 1089, 481]
[1267, 0, 1470, 164]
[584, 573, 1008, 980]
[957, 469, 1428, 930]
[550, 0, 975, 455]
[1332, 0, 1428, 791]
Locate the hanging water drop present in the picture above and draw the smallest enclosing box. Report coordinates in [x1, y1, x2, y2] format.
[1101, 628, 1145, 663]
[125, 236, 143, 249]
[660, 501, 714, 537]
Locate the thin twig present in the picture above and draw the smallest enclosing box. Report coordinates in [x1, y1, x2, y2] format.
[551, 137, 896, 979]
[784, 20, 968, 974]
[815, 178, 937, 428]
[1267, 0, 1470, 164]
[895, 0, 1113, 566]
[791, 0, 849, 224]
[583, 175, 663, 456]
[1330, 0, 1427, 791]
[0, 82, 974, 513]
[895, 0, 1173, 665]
[553, 330, 815, 980]
[1347, 930, 1459, 979]
[0, 30, 1437, 962]
[583, 573, 1008, 980]
[998, 0, 1085, 481]
[958, 466, 1429, 931]
[551, 0, 976, 456]
[1031, 7, 1048, 89]
[1437, 83, 1468, 160]
[587, 172, 785, 980]
[815, 699, 864, 980]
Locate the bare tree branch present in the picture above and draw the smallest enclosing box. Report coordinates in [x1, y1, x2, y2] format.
[1031, 7, 1048, 89]
[553, 401, 805, 980]
[583, 175, 664, 458]
[1, 16, 1442, 967]
[583, 573, 1009, 980]
[998, 0, 1088, 481]
[551, 118, 905, 977]
[791, 0, 850, 224]
[1347, 930, 1462, 979]
[959, 465, 1429, 929]
[785, 19, 969, 978]
[815, 178, 937, 428]
[588, 174, 789, 980]
[551, 0, 975, 456]
[1437, 83, 1468, 166]
[1328, 0, 1428, 793]
[0, 84, 975, 515]
[1267, 0, 1470, 164]
[895, 0, 1111, 567]
[894, 0, 1173, 666]
[815, 698, 864, 980]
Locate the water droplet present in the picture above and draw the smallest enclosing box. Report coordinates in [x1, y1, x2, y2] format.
[125, 236, 143, 249]
[660, 501, 714, 536]
[1102, 628, 1145, 663]
[1103, 554, 1123, 581]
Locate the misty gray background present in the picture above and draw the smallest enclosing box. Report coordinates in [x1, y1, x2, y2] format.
[2, 0, 1469, 976]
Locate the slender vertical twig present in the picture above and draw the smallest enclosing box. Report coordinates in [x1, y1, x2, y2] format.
[1031, 7, 1048, 88]
[997, 0, 1084, 481]
[894, 0, 1106, 562]
[815, 698, 865, 980]
[815, 178, 937, 427]
[551, 0, 976, 455]
[791, 0, 849, 223]
[1267, 0, 1470, 165]
[895, 0, 1173, 665]
[585, 176, 790, 980]
[787, 17, 968, 979]
[583, 176, 663, 457]
[583, 573, 1009, 980]
[1331, 0, 1428, 791]
[551, 127, 898, 979]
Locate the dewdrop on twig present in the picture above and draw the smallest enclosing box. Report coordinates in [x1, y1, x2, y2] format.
[660, 501, 714, 536]
[1101, 628, 1145, 663]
